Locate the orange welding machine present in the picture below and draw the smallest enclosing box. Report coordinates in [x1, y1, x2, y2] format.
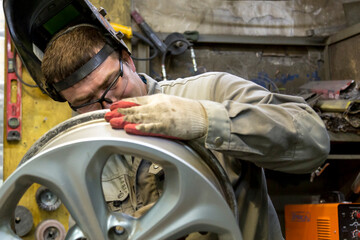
[285, 203, 360, 240]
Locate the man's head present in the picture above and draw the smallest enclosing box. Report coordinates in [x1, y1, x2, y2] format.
[41, 25, 147, 113]
[4, 0, 135, 104]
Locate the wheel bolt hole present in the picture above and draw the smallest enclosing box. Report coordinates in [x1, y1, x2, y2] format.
[114, 226, 125, 235]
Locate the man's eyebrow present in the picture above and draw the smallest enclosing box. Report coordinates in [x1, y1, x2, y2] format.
[72, 70, 115, 104]
[99, 70, 116, 89]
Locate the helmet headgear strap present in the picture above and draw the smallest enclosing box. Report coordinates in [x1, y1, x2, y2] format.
[52, 43, 115, 93]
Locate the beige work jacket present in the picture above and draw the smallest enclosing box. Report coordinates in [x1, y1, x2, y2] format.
[102, 72, 330, 240]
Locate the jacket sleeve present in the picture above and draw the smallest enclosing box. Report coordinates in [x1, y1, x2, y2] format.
[197, 72, 330, 174]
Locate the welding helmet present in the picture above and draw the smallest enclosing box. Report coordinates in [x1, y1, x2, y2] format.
[3, 0, 130, 101]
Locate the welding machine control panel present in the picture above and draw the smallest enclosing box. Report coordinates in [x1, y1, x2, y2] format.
[339, 204, 360, 239]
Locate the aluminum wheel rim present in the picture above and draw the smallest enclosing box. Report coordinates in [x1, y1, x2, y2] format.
[0, 110, 241, 240]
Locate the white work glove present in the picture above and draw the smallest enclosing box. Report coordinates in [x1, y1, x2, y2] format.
[104, 94, 208, 140]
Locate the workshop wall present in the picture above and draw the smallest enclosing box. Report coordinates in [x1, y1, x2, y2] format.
[130, 1, 360, 95]
[132, 0, 347, 37]
[328, 33, 360, 80]
[130, 0, 355, 94]
[150, 45, 325, 94]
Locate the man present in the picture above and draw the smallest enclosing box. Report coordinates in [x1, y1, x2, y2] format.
[41, 25, 330, 240]
[5, 0, 330, 239]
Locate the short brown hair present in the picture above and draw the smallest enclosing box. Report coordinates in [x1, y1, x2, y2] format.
[41, 25, 106, 84]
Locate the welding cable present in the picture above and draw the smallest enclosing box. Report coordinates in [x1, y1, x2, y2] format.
[131, 31, 159, 61]
[14, 52, 38, 88]
[161, 38, 192, 80]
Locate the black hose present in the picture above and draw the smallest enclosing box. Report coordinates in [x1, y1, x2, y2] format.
[131, 31, 159, 61]
[14, 52, 38, 88]
[161, 39, 192, 80]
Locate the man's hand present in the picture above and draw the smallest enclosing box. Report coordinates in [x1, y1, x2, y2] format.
[104, 94, 207, 140]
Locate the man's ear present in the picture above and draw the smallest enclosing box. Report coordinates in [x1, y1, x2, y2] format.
[122, 49, 136, 72]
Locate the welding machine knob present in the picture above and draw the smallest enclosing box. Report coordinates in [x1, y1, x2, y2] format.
[352, 229, 360, 238]
[351, 210, 360, 220]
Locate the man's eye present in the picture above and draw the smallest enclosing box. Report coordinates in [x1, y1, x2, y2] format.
[82, 103, 101, 111]
[109, 82, 118, 90]
[74, 97, 97, 107]
[76, 99, 92, 106]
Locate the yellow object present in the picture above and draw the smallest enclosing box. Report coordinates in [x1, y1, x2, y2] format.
[3, 1, 131, 238]
[4, 69, 72, 239]
[110, 22, 132, 39]
[285, 203, 360, 240]
[91, 0, 131, 49]
[315, 99, 356, 112]
[4, 34, 72, 238]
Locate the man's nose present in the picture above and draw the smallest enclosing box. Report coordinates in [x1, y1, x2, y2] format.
[98, 90, 115, 109]
[102, 100, 113, 109]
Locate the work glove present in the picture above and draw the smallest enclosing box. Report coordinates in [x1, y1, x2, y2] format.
[104, 94, 208, 140]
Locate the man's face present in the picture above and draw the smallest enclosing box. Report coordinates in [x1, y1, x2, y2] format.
[60, 51, 147, 114]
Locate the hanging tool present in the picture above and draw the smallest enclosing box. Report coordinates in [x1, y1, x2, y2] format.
[131, 10, 168, 55]
[310, 162, 330, 182]
[131, 11, 203, 79]
[6, 27, 22, 141]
